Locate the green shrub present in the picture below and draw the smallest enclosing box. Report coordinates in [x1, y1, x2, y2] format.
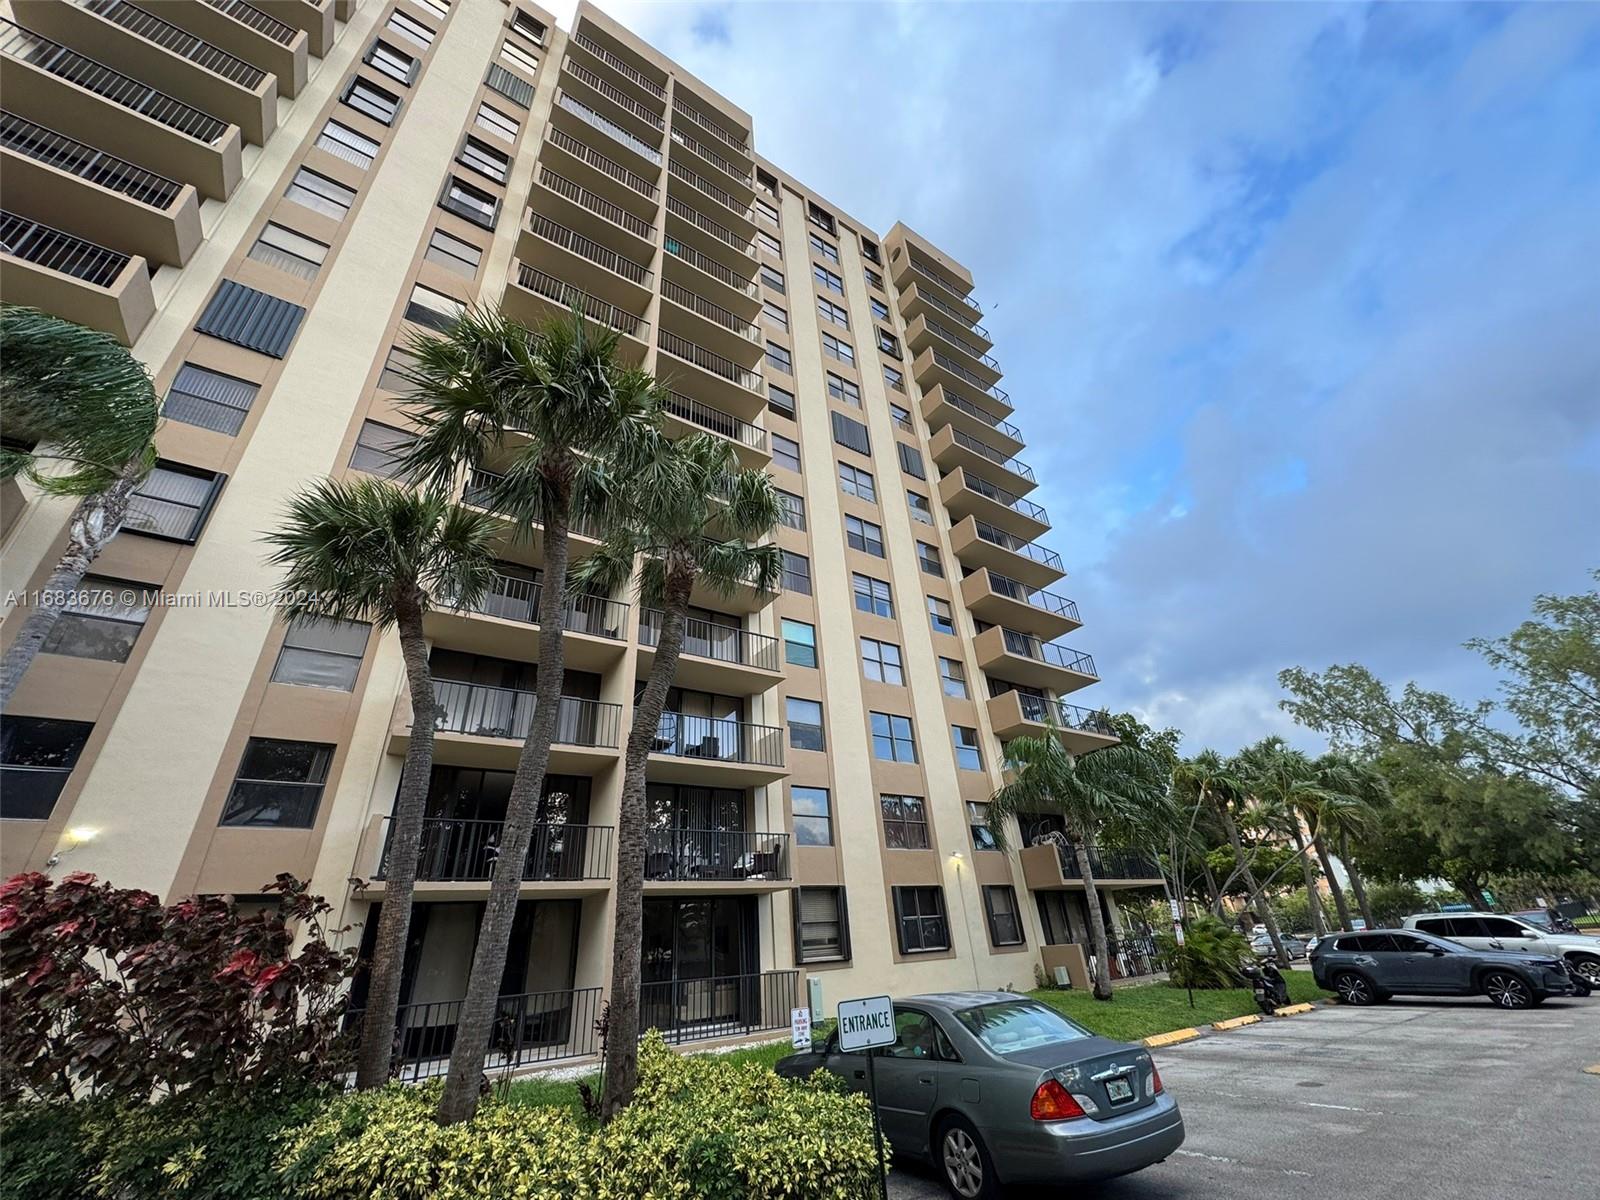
[1156, 915, 1250, 988]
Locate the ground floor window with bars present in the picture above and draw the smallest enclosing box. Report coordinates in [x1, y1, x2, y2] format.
[893, 886, 949, 954]
[983, 885, 1025, 946]
[796, 887, 849, 963]
[220, 738, 333, 828]
[124, 464, 223, 543]
[40, 576, 156, 663]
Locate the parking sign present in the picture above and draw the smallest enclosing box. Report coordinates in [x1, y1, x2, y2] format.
[837, 994, 896, 1052]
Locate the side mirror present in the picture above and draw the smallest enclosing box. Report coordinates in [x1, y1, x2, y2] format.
[1429, 947, 1447, 956]
[1521, 929, 1542, 938]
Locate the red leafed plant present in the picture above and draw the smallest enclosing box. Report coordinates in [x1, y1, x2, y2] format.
[0, 871, 357, 1102]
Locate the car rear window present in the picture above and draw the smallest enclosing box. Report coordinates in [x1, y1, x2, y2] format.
[954, 1001, 1089, 1055]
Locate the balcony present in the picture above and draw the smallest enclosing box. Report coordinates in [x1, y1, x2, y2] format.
[423, 570, 630, 672]
[897, 279, 991, 348]
[920, 384, 1024, 457]
[543, 124, 658, 213]
[460, 468, 605, 559]
[644, 827, 789, 891]
[891, 247, 982, 322]
[664, 192, 755, 267]
[638, 609, 782, 694]
[373, 985, 604, 1080]
[668, 124, 753, 195]
[666, 156, 755, 235]
[673, 99, 751, 159]
[656, 330, 765, 420]
[561, 54, 664, 142]
[661, 391, 769, 469]
[961, 570, 1081, 640]
[534, 163, 655, 254]
[238, 0, 327, 62]
[164, 0, 310, 98]
[376, 817, 613, 890]
[1021, 842, 1163, 892]
[949, 515, 1065, 589]
[517, 211, 652, 311]
[504, 265, 650, 365]
[913, 346, 1010, 414]
[0, 110, 201, 266]
[904, 312, 1002, 387]
[662, 230, 759, 320]
[974, 628, 1098, 693]
[569, 29, 666, 105]
[648, 712, 785, 787]
[391, 681, 622, 773]
[0, 18, 242, 200]
[550, 89, 661, 169]
[939, 467, 1049, 540]
[986, 692, 1118, 752]
[929, 424, 1034, 494]
[658, 277, 762, 365]
[640, 969, 799, 1046]
[0, 210, 153, 344]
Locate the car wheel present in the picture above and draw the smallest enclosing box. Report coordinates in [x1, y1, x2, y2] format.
[1482, 971, 1534, 1010]
[1567, 955, 1600, 990]
[937, 1115, 998, 1200]
[1333, 971, 1376, 1005]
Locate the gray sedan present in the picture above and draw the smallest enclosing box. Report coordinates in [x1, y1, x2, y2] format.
[776, 991, 1184, 1199]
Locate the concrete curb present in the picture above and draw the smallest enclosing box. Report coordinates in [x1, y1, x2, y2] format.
[1211, 1014, 1262, 1031]
[1143, 1027, 1201, 1048]
[1273, 1002, 1316, 1016]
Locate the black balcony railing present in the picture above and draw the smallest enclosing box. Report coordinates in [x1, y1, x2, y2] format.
[0, 211, 130, 287]
[464, 572, 628, 639]
[1015, 694, 1116, 737]
[985, 572, 1079, 622]
[563, 55, 663, 130]
[970, 520, 1064, 572]
[665, 194, 753, 256]
[545, 124, 657, 200]
[651, 713, 783, 767]
[1105, 934, 1164, 980]
[571, 31, 665, 100]
[1000, 632, 1097, 677]
[657, 330, 762, 391]
[537, 164, 655, 240]
[556, 91, 661, 165]
[1052, 843, 1162, 881]
[663, 391, 766, 452]
[662, 238, 758, 298]
[202, 0, 297, 47]
[641, 969, 798, 1045]
[527, 212, 652, 286]
[937, 387, 1022, 442]
[668, 125, 751, 187]
[661, 278, 758, 340]
[378, 817, 613, 882]
[640, 609, 778, 671]
[430, 680, 621, 748]
[922, 315, 1000, 371]
[0, 111, 183, 209]
[82, 0, 265, 88]
[462, 469, 603, 539]
[950, 429, 1034, 482]
[372, 985, 604, 1082]
[907, 250, 980, 314]
[666, 157, 752, 223]
[930, 351, 1009, 405]
[514, 265, 648, 339]
[910, 280, 990, 339]
[673, 100, 750, 157]
[959, 471, 1048, 523]
[643, 827, 789, 882]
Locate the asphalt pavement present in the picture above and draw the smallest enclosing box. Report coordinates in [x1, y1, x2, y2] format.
[888, 993, 1600, 1199]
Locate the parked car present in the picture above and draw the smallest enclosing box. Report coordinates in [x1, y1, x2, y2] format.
[1310, 928, 1575, 1009]
[1508, 908, 1581, 935]
[1250, 932, 1309, 959]
[776, 992, 1184, 1198]
[1401, 911, 1600, 991]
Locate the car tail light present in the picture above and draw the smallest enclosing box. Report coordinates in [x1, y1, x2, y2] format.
[1146, 1064, 1164, 1095]
[1030, 1078, 1087, 1121]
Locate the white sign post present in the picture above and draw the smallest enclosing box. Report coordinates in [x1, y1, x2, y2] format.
[790, 1006, 812, 1050]
[838, 995, 896, 1199]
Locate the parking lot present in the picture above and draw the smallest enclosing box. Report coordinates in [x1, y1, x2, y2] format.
[889, 994, 1600, 1198]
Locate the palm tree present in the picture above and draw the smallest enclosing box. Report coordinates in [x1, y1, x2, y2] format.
[986, 731, 1169, 1000]
[1238, 742, 1332, 939]
[1325, 758, 1390, 929]
[571, 432, 781, 1117]
[0, 307, 159, 705]
[400, 308, 660, 1124]
[265, 477, 498, 1090]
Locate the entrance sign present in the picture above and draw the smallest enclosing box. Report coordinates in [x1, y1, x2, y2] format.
[837, 994, 896, 1052]
[790, 1007, 812, 1050]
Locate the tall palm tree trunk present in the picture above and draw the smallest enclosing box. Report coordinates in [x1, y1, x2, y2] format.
[1201, 859, 1225, 917]
[1340, 831, 1375, 929]
[1289, 823, 1328, 938]
[601, 567, 693, 1118]
[1073, 834, 1115, 1001]
[1215, 796, 1290, 966]
[355, 604, 435, 1089]
[1312, 833, 1353, 930]
[0, 470, 138, 706]
[437, 503, 573, 1123]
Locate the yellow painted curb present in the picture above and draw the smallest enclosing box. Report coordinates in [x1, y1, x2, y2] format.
[1273, 1003, 1315, 1016]
[1212, 1014, 1262, 1031]
[1144, 1028, 1201, 1048]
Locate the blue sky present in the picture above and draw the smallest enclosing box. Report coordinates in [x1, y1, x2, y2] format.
[557, 2, 1600, 753]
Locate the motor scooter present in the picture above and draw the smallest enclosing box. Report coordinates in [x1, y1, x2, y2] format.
[1239, 959, 1290, 1014]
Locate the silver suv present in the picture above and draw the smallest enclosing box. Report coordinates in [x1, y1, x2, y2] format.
[1402, 911, 1600, 990]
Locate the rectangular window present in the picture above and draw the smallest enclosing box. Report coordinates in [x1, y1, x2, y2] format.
[1, 716, 93, 821]
[917, 542, 944, 577]
[808, 231, 839, 263]
[196, 281, 306, 357]
[458, 135, 509, 183]
[163, 363, 257, 436]
[852, 573, 892, 617]
[796, 887, 848, 962]
[424, 227, 483, 278]
[878, 328, 901, 357]
[378, 345, 419, 393]
[982, 886, 1024, 946]
[907, 490, 933, 525]
[772, 433, 801, 472]
[476, 102, 519, 142]
[365, 39, 417, 84]
[271, 617, 370, 690]
[951, 725, 983, 770]
[248, 222, 328, 280]
[807, 203, 836, 235]
[826, 372, 860, 407]
[860, 637, 904, 685]
[777, 489, 805, 530]
[861, 238, 881, 264]
[870, 297, 890, 321]
[865, 266, 884, 291]
[501, 37, 539, 75]
[767, 383, 796, 420]
[41, 576, 155, 663]
[870, 712, 917, 763]
[284, 167, 355, 219]
[755, 229, 782, 257]
[762, 300, 789, 331]
[894, 887, 949, 953]
[787, 698, 825, 753]
[897, 442, 926, 480]
[484, 63, 534, 107]
[831, 410, 870, 456]
[386, 8, 433, 45]
[125, 463, 222, 543]
[405, 282, 464, 330]
[755, 197, 780, 225]
[414, 0, 448, 17]
[968, 801, 998, 851]
[761, 265, 786, 294]
[928, 595, 956, 634]
[219, 738, 333, 829]
[939, 657, 968, 699]
[845, 515, 885, 558]
[883, 364, 905, 393]
[781, 550, 812, 595]
[349, 419, 412, 477]
[837, 462, 876, 503]
[816, 296, 849, 329]
[782, 618, 817, 667]
[344, 78, 401, 125]
[821, 332, 854, 365]
[512, 10, 547, 42]
[440, 175, 499, 229]
[813, 264, 843, 294]
[890, 403, 913, 432]
[881, 795, 929, 848]
[765, 341, 792, 375]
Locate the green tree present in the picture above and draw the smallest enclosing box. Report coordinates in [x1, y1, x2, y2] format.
[265, 478, 498, 1090]
[0, 308, 160, 705]
[1278, 663, 1493, 763]
[400, 309, 660, 1124]
[571, 433, 781, 1117]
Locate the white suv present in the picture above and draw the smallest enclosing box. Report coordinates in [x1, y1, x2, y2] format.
[1402, 912, 1599, 991]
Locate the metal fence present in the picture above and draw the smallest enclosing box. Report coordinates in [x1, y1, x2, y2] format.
[643, 827, 789, 882]
[640, 969, 798, 1044]
[378, 817, 613, 883]
[376, 986, 604, 1082]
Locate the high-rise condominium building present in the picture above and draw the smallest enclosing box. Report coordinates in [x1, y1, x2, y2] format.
[1, 0, 1161, 1067]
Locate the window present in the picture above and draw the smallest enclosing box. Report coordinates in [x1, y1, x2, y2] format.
[837, 462, 876, 503]
[125, 464, 222, 542]
[983, 886, 1024, 945]
[894, 887, 949, 953]
[817, 296, 849, 329]
[511, 9, 546, 42]
[777, 489, 806, 530]
[765, 341, 792, 375]
[939, 658, 968, 699]
[405, 283, 464, 330]
[917, 542, 944, 577]
[881, 794, 928, 848]
[485, 63, 534, 107]
[414, 0, 449, 17]
[761, 265, 786, 294]
[476, 102, 519, 142]
[821, 332, 855, 365]
[501, 37, 539, 75]
[248, 222, 328, 279]
[284, 167, 355, 218]
[809, 231, 839, 263]
[782, 618, 817, 667]
[890, 403, 913, 432]
[877, 328, 901, 357]
[458, 135, 509, 182]
[344, 78, 401, 125]
[163, 363, 257, 435]
[755, 229, 782, 257]
[897, 442, 926, 480]
[781, 550, 812, 594]
[787, 698, 824, 752]
[865, 266, 884, 291]
[883, 364, 905, 393]
[907, 490, 933, 525]
[41, 576, 155, 663]
[219, 738, 334, 828]
[826, 372, 860, 407]
[757, 167, 779, 194]
[860, 637, 904, 685]
[861, 238, 881, 264]
[813, 264, 843, 294]
[767, 383, 796, 420]
[349, 419, 412, 477]
[271, 617, 370, 690]
[831, 410, 870, 456]
[796, 887, 848, 962]
[1, 716, 92, 820]
[378, 345, 419, 393]
[951, 725, 982, 770]
[365, 39, 417, 84]
[870, 712, 917, 763]
[755, 197, 780, 226]
[762, 300, 788, 331]
[807, 202, 836, 235]
[845, 515, 885, 557]
[967, 801, 998, 851]
[386, 8, 433, 45]
[424, 227, 482, 278]
[440, 176, 499, 228]
[871, 297, 890, 321]
[772, 433, 801, 472]
[853, 573, 892, 617]
[196, 281, 305, 357]
[928, 596, 956, 634]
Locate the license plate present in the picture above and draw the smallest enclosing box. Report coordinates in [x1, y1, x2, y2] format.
[1106, 1076, 1134, 1103]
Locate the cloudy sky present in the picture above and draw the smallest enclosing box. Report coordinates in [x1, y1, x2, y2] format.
[556, 1, 1600, 754]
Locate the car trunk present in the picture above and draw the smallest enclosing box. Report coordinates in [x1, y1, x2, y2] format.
[1006, 1036, 1158, 1121]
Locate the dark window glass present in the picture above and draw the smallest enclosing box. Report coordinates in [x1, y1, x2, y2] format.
[871, 712, 917, 763]
[951, 725, 982, 770]
[772, 434, 800, 472]
[163, 364, 258, 436]
[125, 464, 222, 543]
[897, 442, 926, 480]
[219, 738, 333, 828]
[881, 794, 928, 848]
[895, 887, 949, 953]
[792, 784, 831, 844]
[768, 383, 796, 420]
[797, 886, 847, 961]
[349, 420, 412, 478]
[285, 167, 355, 219]
[1, 716, 93, 820]
[787, 698, 824, 752]
[983, 885, 1024, 945]
[845, 515, 885, 557]
[781, 550, 812, 595]
[853, 573, 892, 617]
[271, 618, 370, 690]
[41, 576, 155, 663]
[344, 78, 401, 125]
[458, 135, 510, 182]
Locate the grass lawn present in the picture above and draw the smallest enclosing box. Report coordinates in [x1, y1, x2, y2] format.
[1026, 971, 1330, 1044]
[1574, 914, 1600, 929]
